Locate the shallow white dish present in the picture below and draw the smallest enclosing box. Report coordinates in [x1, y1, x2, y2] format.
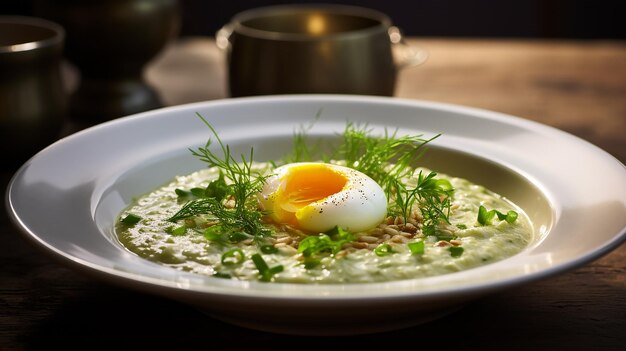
[6, 95, 626, 335]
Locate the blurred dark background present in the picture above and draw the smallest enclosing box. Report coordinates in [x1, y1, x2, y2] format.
[1, 0, 624, 39]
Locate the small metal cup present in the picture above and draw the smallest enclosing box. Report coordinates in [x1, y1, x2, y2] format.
[0, 16, 66, 169]
[217, 4, 426, 97]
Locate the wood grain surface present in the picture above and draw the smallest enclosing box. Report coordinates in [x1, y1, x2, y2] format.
[2, 38, 624, 350]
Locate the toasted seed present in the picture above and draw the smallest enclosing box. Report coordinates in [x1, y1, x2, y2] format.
[358, 235, 379, 243]
[435, 240, 451, 247]
[390, 234, 408, 243]
[450, 239, 462, 246]
[369, 228, 384, 236]
[403, 223, 418, 233]
[384, 227, 400, 236]
[350, 242, 369, 249]
[278, 245, 298, 255]
[335, 250, 349, 258]
[276, 236, 293, 244]
[399, 231, 414, 238]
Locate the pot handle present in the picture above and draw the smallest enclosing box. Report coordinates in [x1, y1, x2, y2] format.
[389, 26, 428, 69]
[216, 23, 233, 50]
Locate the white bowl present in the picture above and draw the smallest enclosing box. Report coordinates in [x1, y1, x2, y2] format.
[6, 95, 626, 335]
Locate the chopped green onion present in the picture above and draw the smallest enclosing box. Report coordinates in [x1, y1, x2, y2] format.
[228, 231, 251, 243]
[260, 245, 278, 254]
[120, 213, 142, 225]
[203, 226, 223, 241]
[478, 205, 518, 225]
[374, 243, 394, 256]
[175, 174, 228, 202]
[435, 234, 456, 241]
[503, 210, 518, 223]
[303, 257, 321, 269]
[407, 241, 425, 255]
[435, 178, 453, 192]
[221, 248, 245, 266]
[171, 225, 187, 236]
[205, 172, 229, 201]
[297, 227, 354, 258]
[456, 224, 467, 230]
[190, 187, 206, 197]
[175, 188, 192, 197]
[251, 253, 283, 282]
[325, 225, 351, 239]
[449, 246, 464, 257]
[212, 272, 231, 279]
[202, 226, 252, 243]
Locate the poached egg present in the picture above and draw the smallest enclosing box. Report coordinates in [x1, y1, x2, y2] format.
[258, 162, 387, 233]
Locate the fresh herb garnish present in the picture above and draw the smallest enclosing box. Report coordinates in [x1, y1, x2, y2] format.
[260, 245, 278, 254]
[120, 213, 142, 225]
[175, 188, 193, 197]
[297, 226, 354, 258]
[433, 234, 456, 241]
[407, 241, 425, 255]
[477, 205, 518, 226]
[282, 112, 321, 164]
[449, 246, 464, 257]
[251, 253, 283, 282]
[393, 171, 453, 234]
[374, 243, 394, 256]
[170, 225, 187, 236]
[167, 114, 270, 240]
[212, 272, 231, 279]
[202, 225, 253, 244]
[303, 257, 321, 269]
[221, 248, 245, 266]
[335, 123, 437, 195]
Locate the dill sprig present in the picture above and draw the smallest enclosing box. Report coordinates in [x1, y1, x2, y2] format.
[394, 171, 453, 234]
[282, 111, 322, 164]
[167, 113, 270, 238]
[334, 122, 438, 198]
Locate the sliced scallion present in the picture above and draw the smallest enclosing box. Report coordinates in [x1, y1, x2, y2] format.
[407, 241, 425, 255]
[374, 243, 394, 256]
[120, 213, 142, 225]
[260, 245, 278, 254]
[171, 225, 187, 236]
[251, 253, 283, 282]
[478, 205, 518, 226]
[175, 188, 192, 197]
[212, 272, 231, 279]
[221, 248, 245, 266]
[449, 246, 464, 257]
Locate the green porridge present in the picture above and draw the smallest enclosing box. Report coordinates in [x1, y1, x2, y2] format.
[116, 119, 533, 283]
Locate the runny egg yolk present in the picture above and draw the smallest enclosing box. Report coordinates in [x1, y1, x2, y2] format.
[258, 162, 388, 233]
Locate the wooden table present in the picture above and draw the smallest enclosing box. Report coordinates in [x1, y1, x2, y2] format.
[2, 38, 625, 349]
